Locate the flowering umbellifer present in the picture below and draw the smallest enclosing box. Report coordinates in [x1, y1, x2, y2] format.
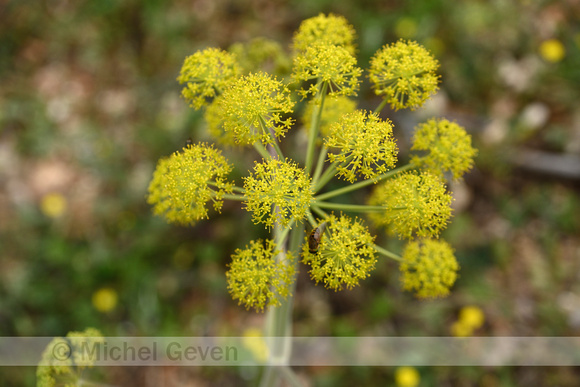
[144, 13, 477, 386]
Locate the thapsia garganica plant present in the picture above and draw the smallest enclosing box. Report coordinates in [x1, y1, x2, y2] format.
[147, 11, 477, 379]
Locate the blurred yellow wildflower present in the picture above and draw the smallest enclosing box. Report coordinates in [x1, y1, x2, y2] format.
[92, 287, 118, 313]
[399, 239, 458, 298]
[242, 328, 270, 362]
[40, 193, 67, 218]
[37, 328, 104, 387]
[395, 366, 420, 387]
[452, 305, 485, 336]
[539, 39, 565, 63]
[293, 13, 357, 54]
[395, 17, 418, 39]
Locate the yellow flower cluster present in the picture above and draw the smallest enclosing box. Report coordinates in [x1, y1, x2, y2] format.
[539, 39, 565, 63]
[369, 40, 440, 110]
[325, 110, 399, 182]
[92, 287, 118, 313]
[221, 72, 295, 145]
[368, 171, 452, 240]
[411, 118, 477, 179]
[292, 42, 362, 99]
[226, 239, 295, 311]
[243, 158, 313, 228]
[204, 95, 236, 145]
[178, 48, 240, 109]
[400, 239, 459, 298]
[451, 306, 485, 336]
[302, 214, 376, 291]
[147, 143, 234, 225]
[37, 328, 104, 387]
[292, 13, 357, 54]
[146, 12, 477, 313]
[395, 366, 420, 387]
[229, 37, 291, 75]
[302, 96, 357, 138]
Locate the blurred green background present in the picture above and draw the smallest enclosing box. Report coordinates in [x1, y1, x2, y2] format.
[1, 0, 579, 385]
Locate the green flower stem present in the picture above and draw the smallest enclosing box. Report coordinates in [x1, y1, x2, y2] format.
[314, 159, 339, 192]
[260, 116, 285, 160]
[305, 82, 328, 174]
[372, 243, 402, 261]
[315, 163, 414, 201]
[261, 221, 303, 387]
[253, 141, 273, 160]
[207, 182, 245, 194]
[306, 211, 318, 227]
[373, 97, 390, 115]
[220, 193, 246, 201]
[279, 365, 304, 387]
[230, 185, 246, 194]
[313, 202, 385, 212]
[311, 205, 329, 220]
[275, 221, 294, 247]
[314, 153, 355, 192]
[311, 145, 328, 190]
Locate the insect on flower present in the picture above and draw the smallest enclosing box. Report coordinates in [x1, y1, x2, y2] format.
[308, 222, 327, 254]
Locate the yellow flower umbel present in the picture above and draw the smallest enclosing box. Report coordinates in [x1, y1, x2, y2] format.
[325, 110, 398, 183]
[37, 328, 104, 387]
[400, 239, 458, 298]
[292, 13, 357, 54]
[221, 72, 295, 146]
[368, 171, 452, 240]
[204, 95, 237, 145]
[243, 158, 313, 229]
[226, 239, 296, 311]
[369, 40, 439, 110]
[147, 143, 234, 225]
[229, 37, 291, 75]
[410, 118, 477, 179]
[302, 96, 357, 138]
[451, 305, 485, 336]
[178, 47, 240, 109]
[292, 42, 362, 99]
[302, 214, 377, 291]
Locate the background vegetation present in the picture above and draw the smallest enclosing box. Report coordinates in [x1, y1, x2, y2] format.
[1, 0, 579, 385]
